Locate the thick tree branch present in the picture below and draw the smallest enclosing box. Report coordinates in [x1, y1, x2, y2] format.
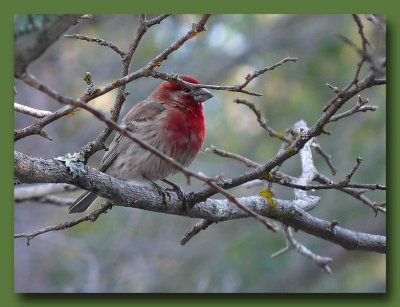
[14, 151, 385, 253]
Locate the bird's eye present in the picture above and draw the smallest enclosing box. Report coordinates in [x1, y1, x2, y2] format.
[183, 88, 191, 94]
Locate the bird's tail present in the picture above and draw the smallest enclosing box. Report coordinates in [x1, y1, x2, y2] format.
[68, 191, 98, 213]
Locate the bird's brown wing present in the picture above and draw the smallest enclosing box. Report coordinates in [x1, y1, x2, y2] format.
[100, 100, 166, 172]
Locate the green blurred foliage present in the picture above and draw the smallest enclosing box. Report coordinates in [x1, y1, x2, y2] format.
[14, 14, 385, 293]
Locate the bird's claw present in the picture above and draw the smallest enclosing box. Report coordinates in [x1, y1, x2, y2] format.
[163, 179, 191, 213]
[144, 176, 168, 208]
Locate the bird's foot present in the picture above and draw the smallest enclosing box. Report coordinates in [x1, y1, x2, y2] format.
[162, 179, 191, 213]
[144, 176, 168, 208]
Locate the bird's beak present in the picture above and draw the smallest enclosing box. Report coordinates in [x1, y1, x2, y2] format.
[194, 88, 213, 103]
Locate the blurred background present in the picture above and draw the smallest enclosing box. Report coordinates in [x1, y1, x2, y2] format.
[14, 14, 386, 293]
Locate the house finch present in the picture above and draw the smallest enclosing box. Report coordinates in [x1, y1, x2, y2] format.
[68, 75, 213, 213]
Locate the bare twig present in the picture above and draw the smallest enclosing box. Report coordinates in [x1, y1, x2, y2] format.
[325, 83, 340, 94]
[65, 33, 125, 57]
[113, 14, 171, 123]
[352, 59, 366, 87]
[337, 35, 366, 62]
[206, 142, 384, 193]
[234, 99, 291, 142]
[139, 14, 171, 27]
[322, 58, 367, 113]
[329, 95, 378, 122]
[144, 70, 260, 97]
[311, 141, 337, 175]
[125, 14, 171, 66]
[14, 102, 52, 118]
[192, 57, 298, 96]
[271, 225, 333, 273]
[338, 34, 379, 76]
[322, 14, 384, 113]
[15, 202, 112, 245]
[242, 57, 298, 86]
[205, 145, 260, 168]
[146, 14, 210, 71]
[15, 104, 75, 141]
[147, 57, 298, 97]
[315, 173, 386, 214]
[352, 14, 371, 52]
[180, 219, 213, 245]
[269, 172, 385, 192]
[331, 105, 378, 121]
[343, 157, 363, 184]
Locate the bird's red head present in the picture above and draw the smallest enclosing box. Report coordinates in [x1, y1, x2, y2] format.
[161, 75, 202, 90]
[150, 75, 213, 108]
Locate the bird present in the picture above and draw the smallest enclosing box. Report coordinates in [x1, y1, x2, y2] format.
[68, 75, 213, 213]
